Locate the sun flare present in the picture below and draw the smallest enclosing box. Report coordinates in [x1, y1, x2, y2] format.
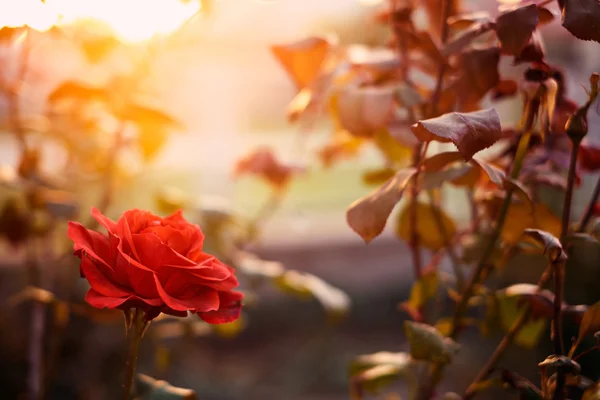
[0, 0, 201, 43]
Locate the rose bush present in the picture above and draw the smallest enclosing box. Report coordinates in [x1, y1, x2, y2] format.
[67, 207, 243, 323]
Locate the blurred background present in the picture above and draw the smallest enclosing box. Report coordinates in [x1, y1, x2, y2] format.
[0, 0, 600, 399]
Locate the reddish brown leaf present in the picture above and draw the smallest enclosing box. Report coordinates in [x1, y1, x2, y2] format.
[513, 31, 546, 64]
[560, 0, 600, 43]
[412, 109, 502, 160]
[457, 47, 501, 107]
[579, 141, 600, 171]
[346, 168, 417, 243]
[234, 148, 303, 189]
[495, 4, 539, 56]
[442, 22, 495, 57]
[523, 229, 566, 263]
[538, 7, 557, 25]
[271, 37, 332, 89]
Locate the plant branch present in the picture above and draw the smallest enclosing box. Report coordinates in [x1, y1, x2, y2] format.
[417, 102, 538, 400]
[463, 267, 553, 400]
[410, 143, 425, 280]
[429, 0, 452, 118]
[578, 174, 600, 232]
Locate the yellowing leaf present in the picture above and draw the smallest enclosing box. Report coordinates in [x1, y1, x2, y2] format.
[350, 351, 412, 375]
[275, 270, 350, 320]
[396, 202, 456, 251]
[362, 168, 397, 186]
[137, 123, 169, 161]
[401, 270, 439, 321]
[346, 168, 417, 243]
[412, 109, 502, 160]
[373, 129, 413, 166]
[135, 374, 197, 400]
[271, 36, 331, 89]
[404, 321, 460, 364]
[496, 289, 547, 349]
[571, 300, 600, 358]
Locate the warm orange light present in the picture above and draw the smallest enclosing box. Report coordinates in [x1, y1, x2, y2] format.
[0, 0, 201, 43]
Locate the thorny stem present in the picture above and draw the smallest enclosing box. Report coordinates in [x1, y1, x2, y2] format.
[578, 174, 600, 232]
[417, 102, 538, 400]
[463, 268, 553, 400]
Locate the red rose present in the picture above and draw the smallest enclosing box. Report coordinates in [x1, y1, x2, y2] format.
[67, 207, 243, 323]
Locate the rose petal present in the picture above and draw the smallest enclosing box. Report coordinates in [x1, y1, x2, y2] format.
[131, 233, 196, 270]
[84, 289, 162, 310]
[80, 256, 130, 297]
[67, 221, 113, 269]
[115, 249, 160, 298]
[154, 275, 219, 312]
[85, 289, 130, 309]
[91, 207, 118, 233]
[197, 291, 243, 324]
[163, 209, 205, 254]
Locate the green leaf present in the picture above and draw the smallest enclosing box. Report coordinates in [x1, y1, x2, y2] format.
[135, 374, 197, 400]
[496, 288, 547, 348]
[411, 109, 502, 160]
[404, 321, 459, 364]
[346, 167, 417, 243]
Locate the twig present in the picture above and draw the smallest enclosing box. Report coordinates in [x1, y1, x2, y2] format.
[578, 174, 600, 232]
[429, 0, 451, 118]
[463, 268, 552, 400]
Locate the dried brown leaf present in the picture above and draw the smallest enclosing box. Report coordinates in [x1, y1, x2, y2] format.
[346, 168, 417, 243]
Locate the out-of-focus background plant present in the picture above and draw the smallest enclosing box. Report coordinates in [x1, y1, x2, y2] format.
[1, 0, 600, 399]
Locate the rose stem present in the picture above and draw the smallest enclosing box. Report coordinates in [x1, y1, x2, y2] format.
[123, 309, 146, 400]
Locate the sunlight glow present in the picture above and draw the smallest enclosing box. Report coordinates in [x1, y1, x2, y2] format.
[0, 0, 201, 43]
